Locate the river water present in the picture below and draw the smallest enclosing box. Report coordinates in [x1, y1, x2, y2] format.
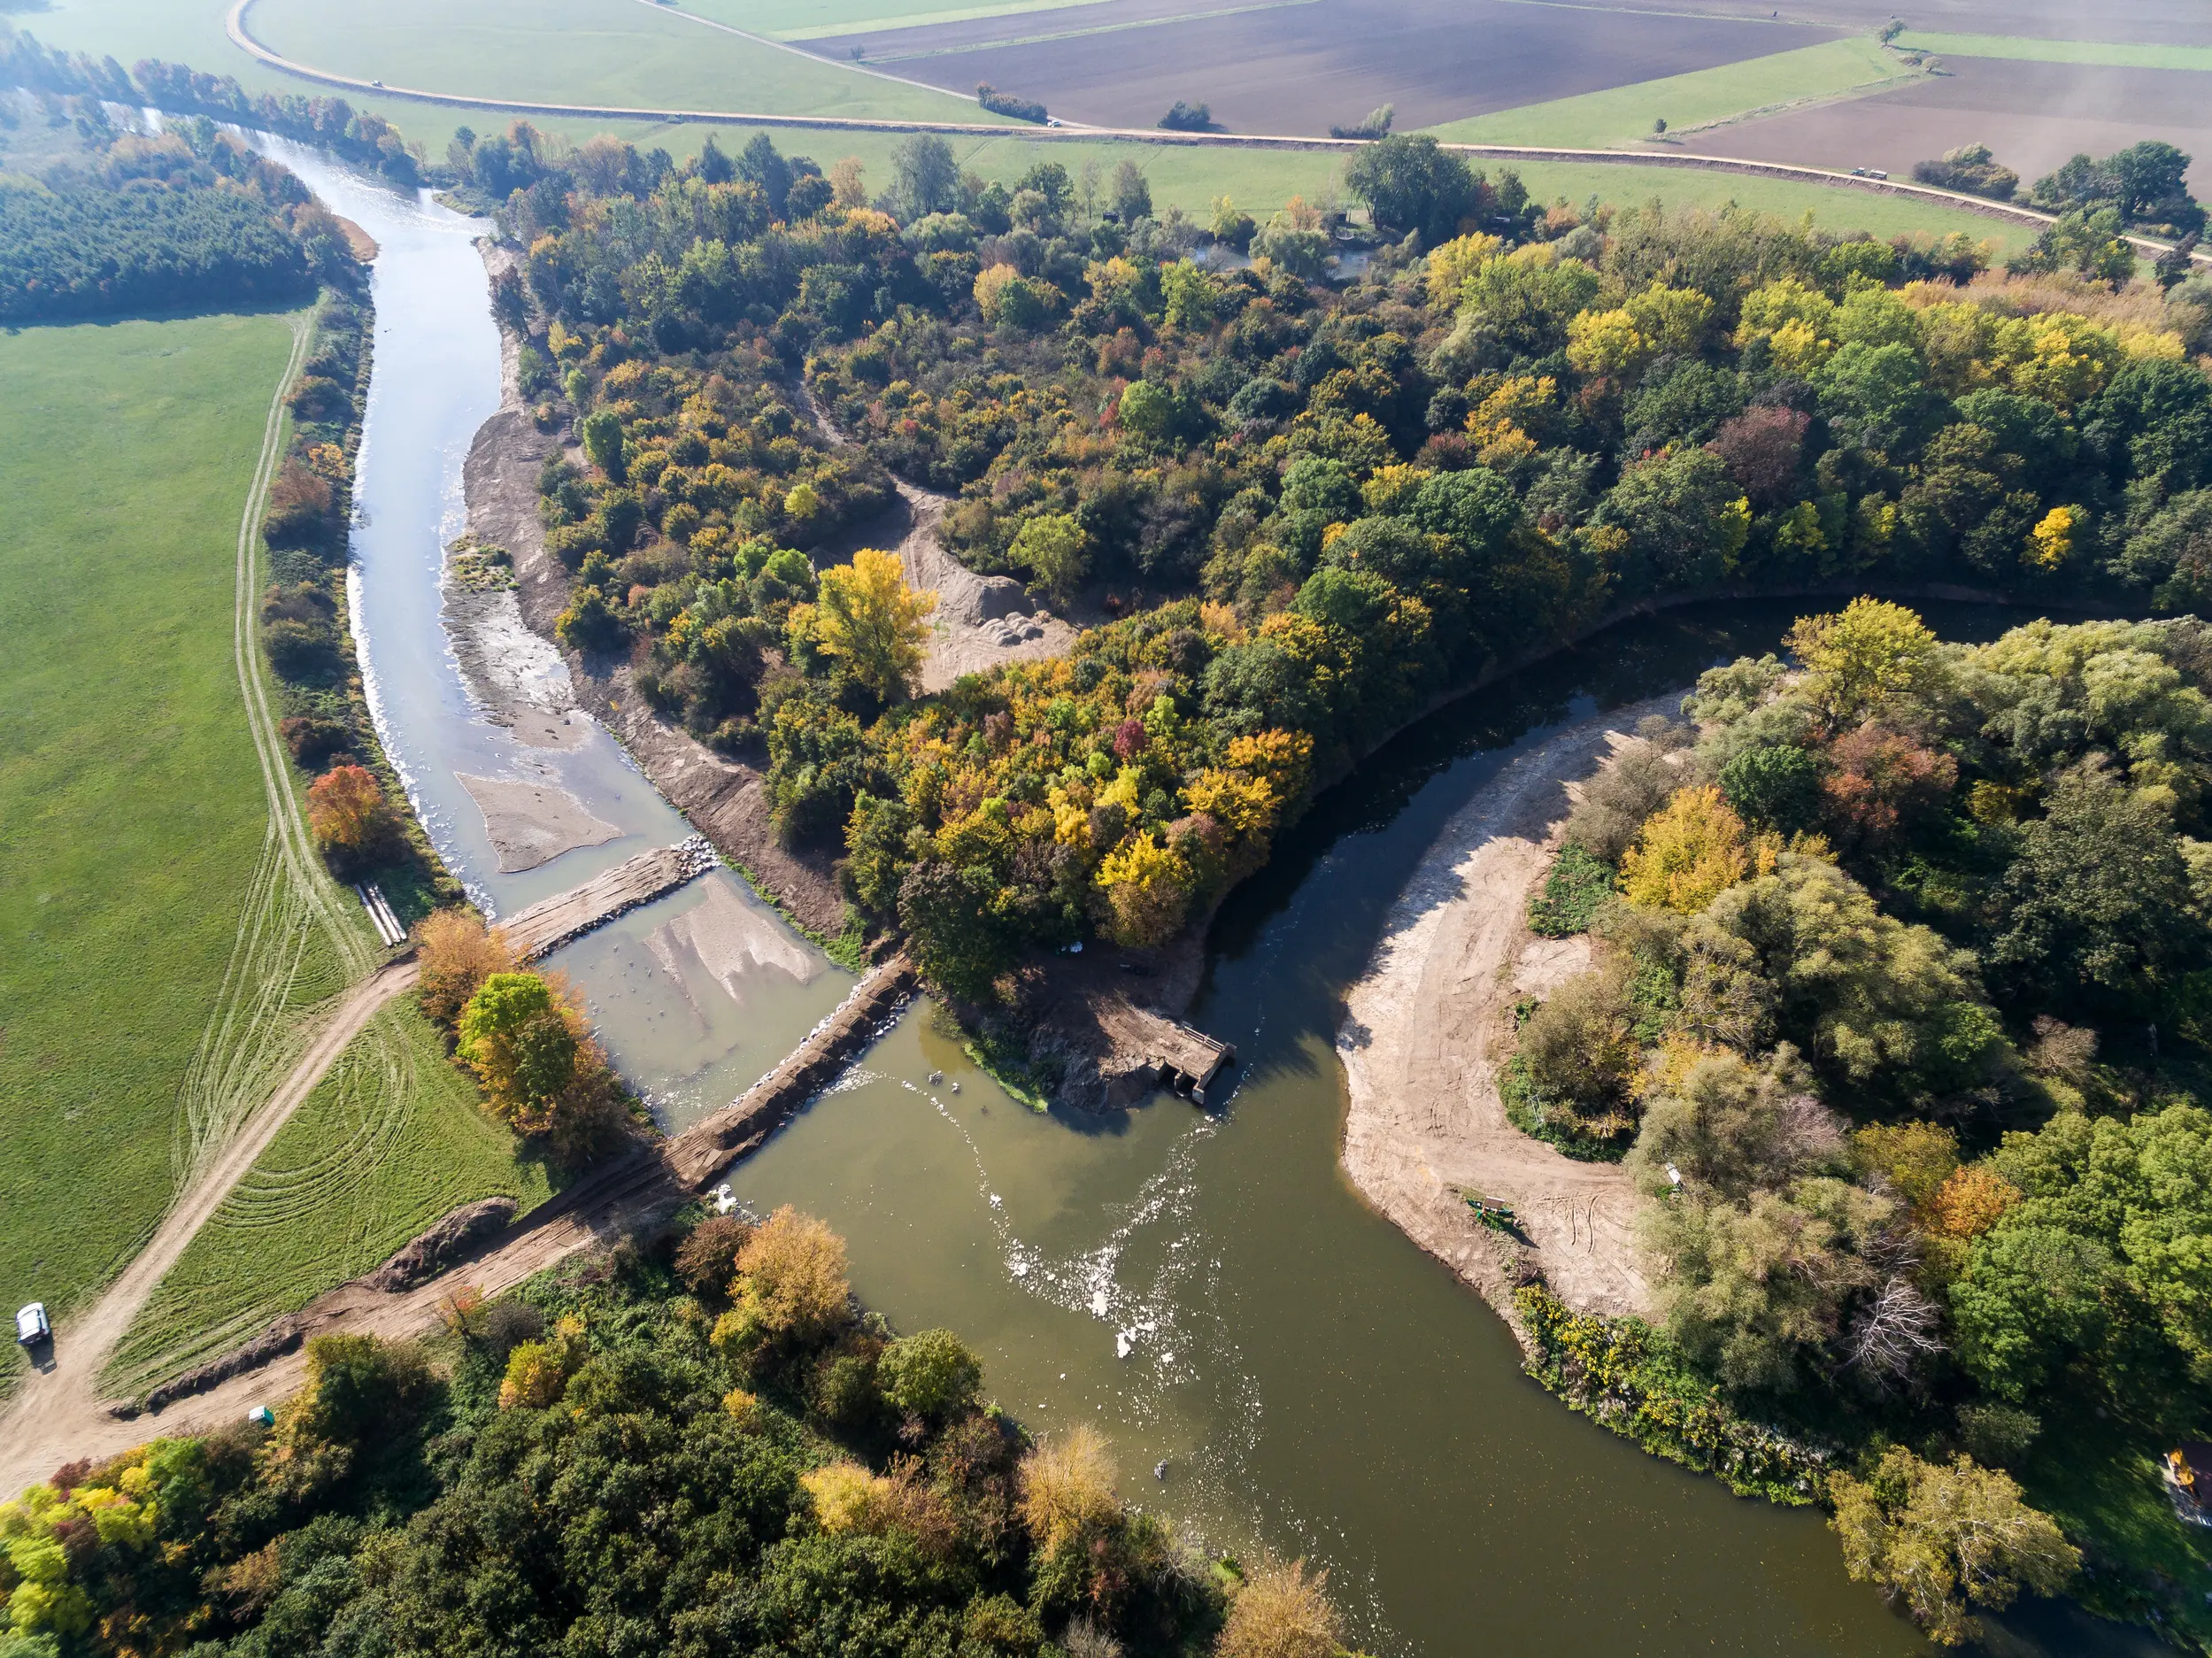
[289, 154, 2153, 1657]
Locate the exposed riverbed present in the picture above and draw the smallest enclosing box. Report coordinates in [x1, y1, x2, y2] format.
[280, 150, 2157, 1658]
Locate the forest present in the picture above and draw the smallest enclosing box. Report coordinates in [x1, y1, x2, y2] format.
[0, 116, 356, 324]
[486, 125, 2212, 1009]
[0, 1211, 1343, 1658]
[1513, 600, 2212, 1638]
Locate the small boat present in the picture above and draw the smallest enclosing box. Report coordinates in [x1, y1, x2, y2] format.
[1462, 1195, 1517, 1230]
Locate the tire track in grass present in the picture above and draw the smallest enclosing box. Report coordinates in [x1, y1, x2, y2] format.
[171, 313, 378, 1188]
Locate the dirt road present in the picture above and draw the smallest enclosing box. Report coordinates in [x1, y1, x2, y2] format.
[1338, 695, 1684, 1327]
[0, 960, 418, 1488]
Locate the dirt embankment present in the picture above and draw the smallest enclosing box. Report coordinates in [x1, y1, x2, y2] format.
[1338, 695, 1685, 1332]
[451, 244, 848, 937]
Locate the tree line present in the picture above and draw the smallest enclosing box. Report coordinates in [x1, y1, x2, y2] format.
[0, 1212, 1353, 1658]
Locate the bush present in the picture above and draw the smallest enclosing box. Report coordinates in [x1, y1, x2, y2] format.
[1515, 961, 1639, 1132]
[1911, 143, 2019, 203]
[877, 1329, 983, 1423]
[1218, 1556, 1345, 1658]
[1157, 101, 1212, 132]
[1529, 843, 1612, 936]
[1562, 735, 1692, 863]
[975, 82, 1047, 123]
[263, 459, 335, 549]
[674, 1214, 756, 1298]
[263, 617, 341, 682]
[280, 713, 353, 769]
[1017, 1425, 1119, 1550]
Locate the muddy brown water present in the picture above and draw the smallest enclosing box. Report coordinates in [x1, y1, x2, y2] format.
[278, 143, 2154, 1655]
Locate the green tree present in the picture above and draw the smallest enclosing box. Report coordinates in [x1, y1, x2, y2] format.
[1596, 447, 1751, 596]
[457, 972, 579, 1125]
[1830, 1447, 2078, 1645]
[877, 1329, 983, 1423]
[1344, 133, 1481, 247]
[887, 133, 961, 222]
[580, 407, 624, 481]
[1988, 760, 2199, 1006]
[1011, 513, 1089, 605]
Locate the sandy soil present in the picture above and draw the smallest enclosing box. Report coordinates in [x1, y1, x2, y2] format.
[793, 382, 1078, 693]
[644, 876, 824, 1009]
[1338, 695, 1685, 1325]
[882, 481, 1080, 693]
[457, 773, 622, 872]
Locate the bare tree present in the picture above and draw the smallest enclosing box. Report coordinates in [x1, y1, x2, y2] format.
[1846, 1275, 1946, 1383]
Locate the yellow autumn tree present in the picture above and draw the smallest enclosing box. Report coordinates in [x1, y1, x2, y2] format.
[1095, 830, 1193, 947]
[811, 547, 936, 703]
[1618, 786, 1757, 914]
[1784, 597, 1943, 726]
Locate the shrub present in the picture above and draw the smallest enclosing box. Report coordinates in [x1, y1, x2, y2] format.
[1562, 736, 1691, 863]
[263, 618, 341, 682]
[975, 82, 1047, 123]
[1218, 1557, 1345, 1658]
[1529, 844, 1612, 935]
[1016, 1425, 1119, 1550]
[280, 713, 353, 769]
[1515, 961, 1639, 1135]
[674, 1214, 756, 1298]
[263, 458, 335, 548]
[1158, 101, 1212, 133]
[877, 1329, 983, 1423]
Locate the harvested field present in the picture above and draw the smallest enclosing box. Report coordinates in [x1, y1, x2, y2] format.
[1705, 57, 2212, 200]
[806, 0, 1837, 135]
[688, 0, 1127, 42]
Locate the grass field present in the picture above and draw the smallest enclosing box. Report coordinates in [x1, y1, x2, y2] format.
[0, 312, 328, 1338]
[1422, 35, 1913, 149]
[246, 0, 995, 124]
[109, 1002, 555, 1392]
[1893, 30, 2212, 73]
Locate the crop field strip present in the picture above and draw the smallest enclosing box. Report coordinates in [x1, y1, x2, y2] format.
[1704, 55, 2212, 203]
[0, 313, 313, 1359]
[1421, 35, 1910, 148]
[1892, 30, 2212, 73]
[110, 1003, 555, 1393]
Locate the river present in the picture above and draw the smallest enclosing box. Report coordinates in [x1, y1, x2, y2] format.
[282, 152, 2153, 1658]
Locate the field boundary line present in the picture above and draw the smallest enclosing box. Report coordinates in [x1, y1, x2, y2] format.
[214, 0, 2212, 266]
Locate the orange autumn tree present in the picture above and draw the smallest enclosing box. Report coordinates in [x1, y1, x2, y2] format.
[306, 764, 400, 874]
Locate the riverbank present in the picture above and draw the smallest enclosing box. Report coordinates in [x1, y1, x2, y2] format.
[451, 243, 852, 940]
[1337, 696, 1679, 1329]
